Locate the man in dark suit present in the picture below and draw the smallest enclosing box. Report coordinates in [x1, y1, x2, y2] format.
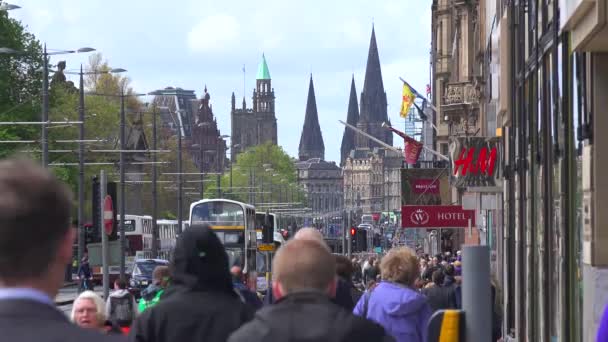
[0, 159, 122, 341]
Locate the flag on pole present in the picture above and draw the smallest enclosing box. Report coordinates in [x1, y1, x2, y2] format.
[400, 83, 415, 118]
[386, 125, 423, 165]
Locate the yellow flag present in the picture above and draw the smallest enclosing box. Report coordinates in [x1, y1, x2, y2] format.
[400, 83, 414, 118]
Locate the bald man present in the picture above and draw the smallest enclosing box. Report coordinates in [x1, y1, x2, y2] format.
[228, 239, 392, 342]
[294, 227, 355, 310]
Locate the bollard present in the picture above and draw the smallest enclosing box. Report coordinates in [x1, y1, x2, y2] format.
[462, 245, 491, 342]
[427, 309, 465, 342]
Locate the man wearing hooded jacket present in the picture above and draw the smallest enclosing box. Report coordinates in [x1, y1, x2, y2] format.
[129, 225, 254, 342]
[228, 239, 394, 342]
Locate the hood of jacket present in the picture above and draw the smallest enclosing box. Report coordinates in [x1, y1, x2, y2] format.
[169, 224, 235, 296]
[371, 282, 429, 317]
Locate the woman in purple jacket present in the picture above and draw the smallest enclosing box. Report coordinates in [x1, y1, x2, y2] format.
[353, 247, 432, 342]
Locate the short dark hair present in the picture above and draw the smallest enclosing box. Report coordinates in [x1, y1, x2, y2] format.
[115, 278, 127, 289]
[335, 255, 353, 279]
[432, 269, 445, 285]
[0, 159, 72, 282]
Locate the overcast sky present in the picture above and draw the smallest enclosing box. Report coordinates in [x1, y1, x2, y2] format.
[9, 0, 432, 163]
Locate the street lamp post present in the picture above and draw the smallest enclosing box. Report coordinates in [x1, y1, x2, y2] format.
[68, 63, 126, 271]
[39, 46, 95, 167]
[217, 135, 229, 198]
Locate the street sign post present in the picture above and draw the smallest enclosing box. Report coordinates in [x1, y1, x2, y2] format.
[103, 195, 113, 236]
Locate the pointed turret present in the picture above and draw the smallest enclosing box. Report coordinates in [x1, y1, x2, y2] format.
[231, 92, 236, 111]
[341, 76, 359, 166]
[256, 53, 271, 80]
[356, 26, 392, 148]
[298, 75, 325, 161]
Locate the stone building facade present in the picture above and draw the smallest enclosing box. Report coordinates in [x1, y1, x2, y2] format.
[231, 54, 278, 161]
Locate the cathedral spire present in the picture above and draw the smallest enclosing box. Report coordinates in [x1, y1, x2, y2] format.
[341, 75, 359, 166]
[298, 74, 324, 161]
[356, 26, 391, 148]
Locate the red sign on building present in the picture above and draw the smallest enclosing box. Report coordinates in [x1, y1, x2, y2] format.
[411, 179, 440, 194]
[401, 205, 475, 228]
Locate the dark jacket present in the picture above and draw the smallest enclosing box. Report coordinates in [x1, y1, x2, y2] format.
[129, 225, 254, 342]
[0, 298, 122, 342]
[331, 277, 355, 311]
[228, 291, 394, 342]
[234, 281, 263, 310]
[421, 284, 457, 312]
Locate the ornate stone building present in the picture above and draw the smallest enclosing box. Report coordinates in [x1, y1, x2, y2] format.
[340, 27, 400, 215]
[431, 0, 484, 156]
[296, 74, 342, 215]
[343, 148, 401, 214]
[191, 87, 227, 175]
[152, 86, 227, 182]
[231, 54, 278, 161]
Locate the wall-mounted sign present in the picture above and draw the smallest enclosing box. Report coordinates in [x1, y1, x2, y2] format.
[449, 137, 501, 188]
[411, 179, 440, 194]
[401, 205, 475, 228]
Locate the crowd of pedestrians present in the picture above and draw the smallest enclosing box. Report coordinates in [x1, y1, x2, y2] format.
[0, 158, 509, 341]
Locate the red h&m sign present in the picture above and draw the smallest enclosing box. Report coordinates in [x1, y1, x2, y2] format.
[411, 179, 440, 194]
[449, 137, 501, 188]
[401, 205, 475, 228]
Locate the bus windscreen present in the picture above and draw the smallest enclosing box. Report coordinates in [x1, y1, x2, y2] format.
[191, 202, 245, 228]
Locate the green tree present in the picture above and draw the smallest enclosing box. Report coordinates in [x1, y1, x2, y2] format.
[0, 9, 43, 158]
[209, 142, 305, 207]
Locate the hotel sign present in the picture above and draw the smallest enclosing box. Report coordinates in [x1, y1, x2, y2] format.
[402, 205, 475, 229]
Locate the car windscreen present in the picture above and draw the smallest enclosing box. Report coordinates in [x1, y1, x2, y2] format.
[134, 262, 167, 277]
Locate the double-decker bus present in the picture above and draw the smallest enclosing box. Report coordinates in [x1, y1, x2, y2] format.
[86, 215, 154, 283]
[157, 219, 179, 261]
[189, 199, 258, 291]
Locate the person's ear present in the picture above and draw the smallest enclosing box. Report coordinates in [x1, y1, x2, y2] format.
[272, 281, 284, 300]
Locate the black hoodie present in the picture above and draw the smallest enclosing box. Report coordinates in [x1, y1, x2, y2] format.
[129, 225, 254, 342]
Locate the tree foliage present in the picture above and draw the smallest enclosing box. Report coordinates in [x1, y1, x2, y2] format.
[0, 10, 42, 158]
[206, 142, 305, 207]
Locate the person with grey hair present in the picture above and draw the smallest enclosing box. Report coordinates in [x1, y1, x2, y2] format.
[0, 159, 120, 341]
[229, 239, 394, 342]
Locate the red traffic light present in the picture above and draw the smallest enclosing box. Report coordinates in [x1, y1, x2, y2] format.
[350, 227, 356, 236]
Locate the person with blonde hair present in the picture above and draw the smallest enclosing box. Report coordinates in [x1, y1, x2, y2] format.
[353, 247, 432, 342]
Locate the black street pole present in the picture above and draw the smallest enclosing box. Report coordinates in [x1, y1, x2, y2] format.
[216, 141, 220, 198]
[41, 45, 49, 168]
[151, 105, 158, 258]
[200, 143, 204, 198]
[77, 64, 85, 266]
[177, 118, 183, 234]
[119, 91, 126, 280]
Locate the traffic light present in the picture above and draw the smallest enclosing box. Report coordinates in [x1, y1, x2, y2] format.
[350, 227, 356, 236]
[262, 212, 273, 243]
[356, 229, 368, 252]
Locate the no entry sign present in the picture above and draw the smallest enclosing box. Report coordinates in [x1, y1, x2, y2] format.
[401, 205, 475, 228]
[103, 195, 114, 235]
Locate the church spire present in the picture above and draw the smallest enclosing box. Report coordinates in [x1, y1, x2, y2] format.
[298, 74, 324, 161]
[356, 26, 392, 148]
[341, 75, 359, 166]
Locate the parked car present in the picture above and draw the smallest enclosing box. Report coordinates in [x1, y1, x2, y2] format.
[128, 259, 169, 299]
